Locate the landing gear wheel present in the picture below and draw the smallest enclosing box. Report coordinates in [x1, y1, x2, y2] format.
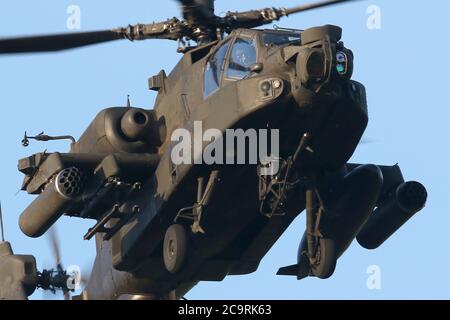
[311, 238, 336, 279]
[163, 224, 189, 274]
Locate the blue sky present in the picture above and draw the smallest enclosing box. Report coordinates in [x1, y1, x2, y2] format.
[0, 0, 449, 300]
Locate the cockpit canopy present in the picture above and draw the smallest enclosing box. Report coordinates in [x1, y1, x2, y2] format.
[262, 30, 301, 47]
[203, 29, 301, 98]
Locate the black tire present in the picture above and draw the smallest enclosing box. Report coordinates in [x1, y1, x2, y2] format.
[311, 238, 337, 279]
[163, 224, 189, 274]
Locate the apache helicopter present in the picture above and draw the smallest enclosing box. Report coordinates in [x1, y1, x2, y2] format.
[0, 0, 428, 300]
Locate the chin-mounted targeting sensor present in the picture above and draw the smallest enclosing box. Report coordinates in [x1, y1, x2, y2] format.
[296, 25, 354, 89]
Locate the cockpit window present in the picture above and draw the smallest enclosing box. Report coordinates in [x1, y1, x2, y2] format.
[263, 32, 301, 47]
[204, 40, 231, 97]
[225, 37, 257, 80]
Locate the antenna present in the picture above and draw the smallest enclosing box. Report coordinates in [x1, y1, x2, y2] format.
[0, 202, 5, 242]
[21, 131, 76, 148]
[127, 94, 131, 108]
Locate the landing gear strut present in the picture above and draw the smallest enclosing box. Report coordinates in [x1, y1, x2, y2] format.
[304, 189, 336, 279]
[259, 132, 337, 279]
[165, 170, 220, 274]
[258, 133, 311, 217]
[174, 170, 220, 234]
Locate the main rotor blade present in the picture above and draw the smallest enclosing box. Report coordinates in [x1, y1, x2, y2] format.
[221, 0, 362, 32]
[176, 0, 214, 11]
[0, 30, 125, 54]
[177, 0, 216, 26]
[284, 0, 359, 15]
[176, 0, 195, 5]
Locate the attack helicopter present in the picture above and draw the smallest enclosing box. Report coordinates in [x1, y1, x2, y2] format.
[0, 0, 427, 300]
